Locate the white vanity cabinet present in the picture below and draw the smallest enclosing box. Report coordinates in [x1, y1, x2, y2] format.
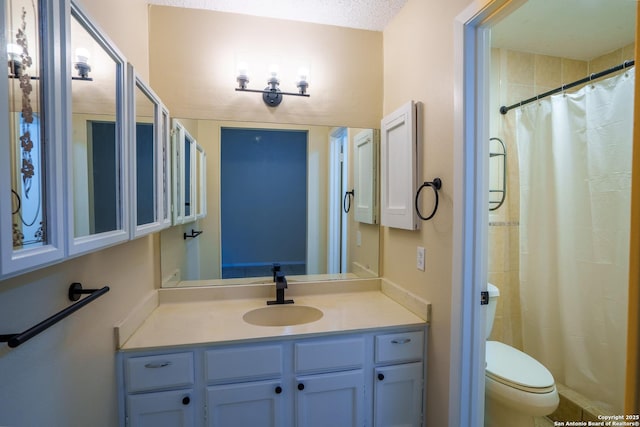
[205, 343, 284, 426]
[118, 327, 427, 427]
[123, 352, 196, 427]
[373, 331, 426, 427]
[294, 337, 366, 427]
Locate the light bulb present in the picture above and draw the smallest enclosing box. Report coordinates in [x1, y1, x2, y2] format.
[268, 64, 279, 79]
[236, 61, 249, 78]
[297, 67, 309, 83]
[7, 43, 22, 59]
[75, 47, 90, 64]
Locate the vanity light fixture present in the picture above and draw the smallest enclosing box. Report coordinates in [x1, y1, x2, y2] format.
[235, 62, 310, 107]
[7, 43, 23, 78]
[73, 47, 93, 81]
[6, 44, 93, 81]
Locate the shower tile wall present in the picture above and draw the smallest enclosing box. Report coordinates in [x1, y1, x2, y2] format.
[488, 43, 635, 349]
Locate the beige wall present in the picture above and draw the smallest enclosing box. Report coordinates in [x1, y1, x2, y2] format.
[148, 6, 383, 129]
[382, 0, 480, 425]
[76, 0, 149, 80]
[0, 0, 152, 426]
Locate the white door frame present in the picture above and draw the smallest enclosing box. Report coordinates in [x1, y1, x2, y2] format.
[328, 127, 348, 274]
[451, 1, 524, 425]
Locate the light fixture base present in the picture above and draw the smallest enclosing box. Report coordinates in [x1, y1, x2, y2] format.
[263, 87, 283, 107]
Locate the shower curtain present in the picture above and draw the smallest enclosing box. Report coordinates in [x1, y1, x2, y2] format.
[516, 67, 634, 414]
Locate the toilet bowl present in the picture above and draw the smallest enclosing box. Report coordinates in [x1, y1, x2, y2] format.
[484, 284, 559, 427]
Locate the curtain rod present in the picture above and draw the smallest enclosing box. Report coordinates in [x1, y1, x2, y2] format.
[499, 59, 635, 115]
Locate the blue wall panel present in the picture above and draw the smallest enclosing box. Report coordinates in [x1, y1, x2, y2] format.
[221, 128, 307, 271]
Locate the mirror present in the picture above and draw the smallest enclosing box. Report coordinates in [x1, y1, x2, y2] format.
[171, 120, 197, 224]
[130, 64, 171, 237]
[67, 1, 128, 255]
[160, 119, 380, 287]
[1, 0, 68, 275]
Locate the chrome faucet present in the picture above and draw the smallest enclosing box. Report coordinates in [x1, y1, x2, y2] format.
[267, 271, 294, 305]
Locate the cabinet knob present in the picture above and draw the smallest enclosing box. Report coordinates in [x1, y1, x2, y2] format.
[297, 383, 305, 391]
[182, 396, 190, 405]
[275, 386, 282, 394]
[377, 373, 385, 381]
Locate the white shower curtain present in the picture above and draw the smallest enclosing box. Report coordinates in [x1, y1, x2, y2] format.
[516, 67, 634, 414]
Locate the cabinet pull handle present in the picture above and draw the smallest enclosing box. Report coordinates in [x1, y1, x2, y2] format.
[275, 386, 283, 394]
[297, 383, 305, 391]
[377, 373, 385, 381]
[144, 361, 172, 368]
[182, 396, 190, 405]
[391, 338, 411, 345]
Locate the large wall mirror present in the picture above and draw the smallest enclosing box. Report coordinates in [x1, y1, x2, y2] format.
[66, 0, 128, 255]
[160, 119, 380, 288]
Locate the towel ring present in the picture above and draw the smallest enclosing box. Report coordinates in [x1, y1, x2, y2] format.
[415, 178, 442, 221]
[343, 189, 355, 213]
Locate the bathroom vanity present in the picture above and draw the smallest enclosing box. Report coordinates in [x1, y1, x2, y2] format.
[116, 279, 430, 427]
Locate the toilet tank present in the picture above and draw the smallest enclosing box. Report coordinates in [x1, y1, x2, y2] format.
[485, 283, 500, 339]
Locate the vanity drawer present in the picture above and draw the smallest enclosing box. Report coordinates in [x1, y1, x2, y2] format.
[295, 337, 364, 373]
[125, 352, 194, 393]
[205, 345, 283, 383]
[375, 331, 424, 363]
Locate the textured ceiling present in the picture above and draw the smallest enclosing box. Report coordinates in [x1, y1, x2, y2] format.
[146, 0, 409, 31]
[147, 0, 636, 60]
[492, 0, 636, 61]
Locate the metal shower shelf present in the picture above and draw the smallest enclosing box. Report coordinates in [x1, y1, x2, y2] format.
[489, 137, 506, 211]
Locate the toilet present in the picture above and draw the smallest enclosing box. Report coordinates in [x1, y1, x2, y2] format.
[484, 283, 559, 427]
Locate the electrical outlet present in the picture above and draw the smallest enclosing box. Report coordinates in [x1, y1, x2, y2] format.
[417, 246, 425, 271]
[357, 231, 362, 247]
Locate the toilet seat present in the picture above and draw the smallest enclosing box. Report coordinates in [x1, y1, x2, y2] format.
[485, 341, 555, 394]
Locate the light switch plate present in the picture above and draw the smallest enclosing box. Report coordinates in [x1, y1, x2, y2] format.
[417, 246, 425, 271]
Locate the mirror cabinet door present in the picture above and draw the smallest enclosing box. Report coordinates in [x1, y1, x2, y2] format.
[0, 0, 65, 276]
[171, 120, 184, 224]
[183, 130, 196, 223]
[66, 1, 128, 255]
[129, 64, 169, 238]
[195, 144, 207, 219]
[160, 107, 172, 227]
[171, 120, 197, 224]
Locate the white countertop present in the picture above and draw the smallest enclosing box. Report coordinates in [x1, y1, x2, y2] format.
[118, 279, 430, 351]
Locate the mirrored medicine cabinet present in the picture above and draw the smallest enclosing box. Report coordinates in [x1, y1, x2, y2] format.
[0, 0, 176, 279]
[66, 0, 128, 256]
[0, 0, 66, 275]
[129, 64, 172, 237]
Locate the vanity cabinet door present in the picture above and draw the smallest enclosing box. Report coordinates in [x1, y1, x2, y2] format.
[373, 362, 423, 427]
[206, 380, 284, 427]
[127, 389, 195, 427]
[295, 370, 365, 427]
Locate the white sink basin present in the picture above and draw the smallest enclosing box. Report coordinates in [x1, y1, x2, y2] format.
[243, 305, 323, 327]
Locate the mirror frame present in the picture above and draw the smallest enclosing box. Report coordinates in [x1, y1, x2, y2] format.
[0, 0, 66, 276]
[64, 0, 129, 256]
[128, 63, 171, 238]
[159, 105, 172, 228]
[171, 119, 197, 225]
[195, 143, 207, 220]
